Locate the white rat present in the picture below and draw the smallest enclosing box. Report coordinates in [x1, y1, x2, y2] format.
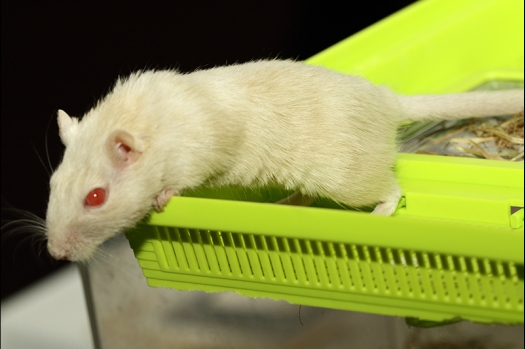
[45, 59, 524, 262]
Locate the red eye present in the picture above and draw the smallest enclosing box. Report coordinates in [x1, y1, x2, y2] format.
[85, 188, 106, 207]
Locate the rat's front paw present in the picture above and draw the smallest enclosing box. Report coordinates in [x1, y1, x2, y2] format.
[153, 188, 176, 212]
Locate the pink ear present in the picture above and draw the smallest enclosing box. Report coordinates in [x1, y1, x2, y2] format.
[106, 130, 142, 168]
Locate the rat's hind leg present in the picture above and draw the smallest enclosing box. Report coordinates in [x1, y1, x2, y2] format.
[371, 184, 402, 216]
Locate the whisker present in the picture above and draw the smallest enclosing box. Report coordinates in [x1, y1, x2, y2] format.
[30, 141, 51, 178]
[29, 234, 46, 248]
[13, 234, 40, 261]
[28, 236, 48, 264]
[38, 239, 49, 258]
[2, 219, 46, 231]
[1, 201, 51, 264]
[2, 206, 46, 223]
[45, 112, 55, 175]
[1, 227, 46, 243]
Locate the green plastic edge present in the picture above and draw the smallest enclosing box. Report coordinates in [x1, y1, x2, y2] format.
[141, 153, 524, 264]
[140, 274, 522, 325]
[306, 0, 524, 94]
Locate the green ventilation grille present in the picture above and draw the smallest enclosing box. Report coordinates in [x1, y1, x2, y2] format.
[127, 224, 524, 324]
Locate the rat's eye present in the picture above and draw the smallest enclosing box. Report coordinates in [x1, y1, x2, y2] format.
[85, 188, 106, 207]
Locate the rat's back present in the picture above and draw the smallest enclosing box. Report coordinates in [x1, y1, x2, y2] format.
[186, 60, 403, 205]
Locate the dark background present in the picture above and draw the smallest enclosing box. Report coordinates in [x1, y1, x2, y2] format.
[1, 1, 415, 300]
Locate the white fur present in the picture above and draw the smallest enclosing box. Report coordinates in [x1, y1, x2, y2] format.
[45, 59, 524, 261]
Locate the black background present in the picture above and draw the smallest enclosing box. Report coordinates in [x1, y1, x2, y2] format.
[1, 1, 415, 300]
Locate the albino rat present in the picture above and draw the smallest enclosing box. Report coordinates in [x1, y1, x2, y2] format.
[45, 59, 524, 262]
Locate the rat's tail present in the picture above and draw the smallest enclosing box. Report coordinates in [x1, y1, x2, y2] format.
[398, 89, 524, 122]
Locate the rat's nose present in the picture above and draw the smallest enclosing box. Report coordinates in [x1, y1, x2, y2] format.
[47, 242, 69, 260]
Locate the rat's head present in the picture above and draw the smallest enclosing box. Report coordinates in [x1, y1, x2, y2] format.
[46, 109, 156, 262]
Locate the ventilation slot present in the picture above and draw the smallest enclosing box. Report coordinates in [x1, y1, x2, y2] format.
[142, 226, 523, 309]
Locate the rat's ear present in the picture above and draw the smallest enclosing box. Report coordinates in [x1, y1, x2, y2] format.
[57, 110, 79, 147]
[106, 130, 143, 168]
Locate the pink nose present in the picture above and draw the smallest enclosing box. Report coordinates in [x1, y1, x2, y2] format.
[47, 243, 69, 260]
